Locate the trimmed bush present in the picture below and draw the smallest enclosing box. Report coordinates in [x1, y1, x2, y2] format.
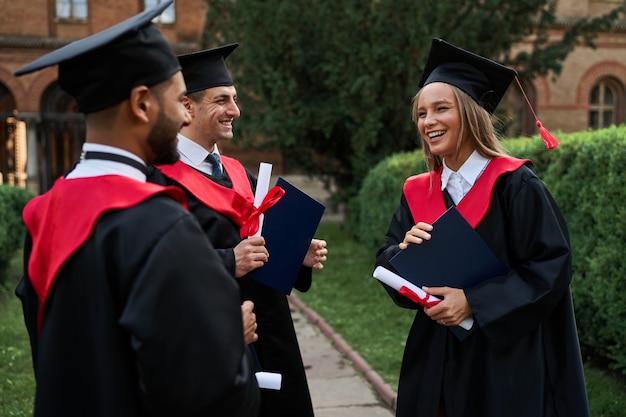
[0, 185, 34, 284]
[356, 151, 426, 251]
[355, 126, 626, 374]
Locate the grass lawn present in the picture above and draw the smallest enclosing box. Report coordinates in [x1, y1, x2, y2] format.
[1, 222, 625, 416]
[0, 253, 34, 416]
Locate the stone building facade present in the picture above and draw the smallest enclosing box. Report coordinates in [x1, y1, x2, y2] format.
[0, 0, 625, 193]
[0, 0, 275, 193]
[511, 0, 626, 134]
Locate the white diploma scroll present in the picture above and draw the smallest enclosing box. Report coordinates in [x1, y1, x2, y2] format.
[255, 371, 282, 390]
[373, 266, 474, 331]
[252, 162, 273, 237]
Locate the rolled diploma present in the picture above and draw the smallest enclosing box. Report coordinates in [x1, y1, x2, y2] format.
[373, 266, 474, 330]
[255, 371, 282, 390]
[252, 162, 273, 237]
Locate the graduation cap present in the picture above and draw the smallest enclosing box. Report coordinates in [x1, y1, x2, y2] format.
[177, 43, 239, 94]
[14, 0, 180, 114]
[419, 38, 516, 115]
[419, 38, 559, 149]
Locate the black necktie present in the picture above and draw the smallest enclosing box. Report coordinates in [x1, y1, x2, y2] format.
[205, 153, 223, 177]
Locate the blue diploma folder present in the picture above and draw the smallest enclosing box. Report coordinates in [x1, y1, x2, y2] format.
[390, 206, 508, 291]
[390, 207, 508, 341]
[248, 177, 325, 294]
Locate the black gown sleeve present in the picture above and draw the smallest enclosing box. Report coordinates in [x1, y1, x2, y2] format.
[117, 206, 259, 416]
[375, 194, 420, 309]
[466, 168, 572, 346]
[14, 233, 40, 372]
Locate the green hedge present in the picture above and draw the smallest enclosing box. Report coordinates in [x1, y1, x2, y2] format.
[354, 126, 626, 374]
[0, 185, 34, 285]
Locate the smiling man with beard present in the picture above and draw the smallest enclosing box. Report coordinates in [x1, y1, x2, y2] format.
[13, 2, 260, 416]
[146, 85, 187, 166]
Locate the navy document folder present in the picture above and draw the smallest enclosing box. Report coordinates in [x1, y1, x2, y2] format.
[390, 206, 508, 291]
[248, 177, 325, 294]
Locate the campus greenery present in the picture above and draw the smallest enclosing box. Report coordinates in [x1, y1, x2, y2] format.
[203, 0, 625, 205]
[1, 252, 34, 416]
[0, 185, 33, 286]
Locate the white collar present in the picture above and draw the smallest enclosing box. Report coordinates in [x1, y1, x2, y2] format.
[176, 133, 220, 167]
[65, 143, 146, 181]
[441, 150, 490, 191]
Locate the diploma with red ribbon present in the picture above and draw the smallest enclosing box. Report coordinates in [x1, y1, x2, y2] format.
[373, 266, 473, 330]
[240, 185, 285, 238]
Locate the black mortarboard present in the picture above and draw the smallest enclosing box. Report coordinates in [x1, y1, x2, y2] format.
[15, 0, 180, 114]
[418, 38, 517, 114]
[177, 43, 239, 94]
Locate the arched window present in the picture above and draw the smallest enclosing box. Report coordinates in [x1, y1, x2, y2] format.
[39, 82, 85, 190]
[589, 78, 625, 129]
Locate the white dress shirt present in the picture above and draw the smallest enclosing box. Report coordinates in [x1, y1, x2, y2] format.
[176, 133, 222, 176]
[441, 151, 490, 205]
[65, 143, 147, 181]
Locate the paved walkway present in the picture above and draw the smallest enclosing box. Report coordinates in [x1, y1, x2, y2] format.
[289, 294, 397, 417]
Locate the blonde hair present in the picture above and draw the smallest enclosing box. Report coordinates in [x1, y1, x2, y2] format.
[412, 84, 509, 172]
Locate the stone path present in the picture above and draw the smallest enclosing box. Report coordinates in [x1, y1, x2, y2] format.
[290, 294, 396, 417]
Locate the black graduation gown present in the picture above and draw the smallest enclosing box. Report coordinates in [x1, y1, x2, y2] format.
[149, 166, 315, 417]
[16, 192, 260, 417]
[375, 164, 589, 417]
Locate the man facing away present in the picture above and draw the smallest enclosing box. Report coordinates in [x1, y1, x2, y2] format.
[14, 3, 259, 416]
[148, 43, 328, 417]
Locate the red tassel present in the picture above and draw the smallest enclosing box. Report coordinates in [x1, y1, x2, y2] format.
[515, 76, 560, 150]
[536, 121, 560, 150]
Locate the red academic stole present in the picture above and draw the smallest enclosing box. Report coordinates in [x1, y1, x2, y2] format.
[23, 175, 187, 335]
[157, 156, 285, 238]
[404, 157, 530, 228]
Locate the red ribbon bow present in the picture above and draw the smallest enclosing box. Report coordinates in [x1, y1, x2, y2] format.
[398, 286, 441, 308]
[239, 185, 285, 238]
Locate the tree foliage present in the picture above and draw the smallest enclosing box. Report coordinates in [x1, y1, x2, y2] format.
[203, 0, 625, 204]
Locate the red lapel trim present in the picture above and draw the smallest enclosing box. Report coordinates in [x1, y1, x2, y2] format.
[157, 158, 256, 227]
[23, 176, 187, 334]
[404, 157, 530, 228]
